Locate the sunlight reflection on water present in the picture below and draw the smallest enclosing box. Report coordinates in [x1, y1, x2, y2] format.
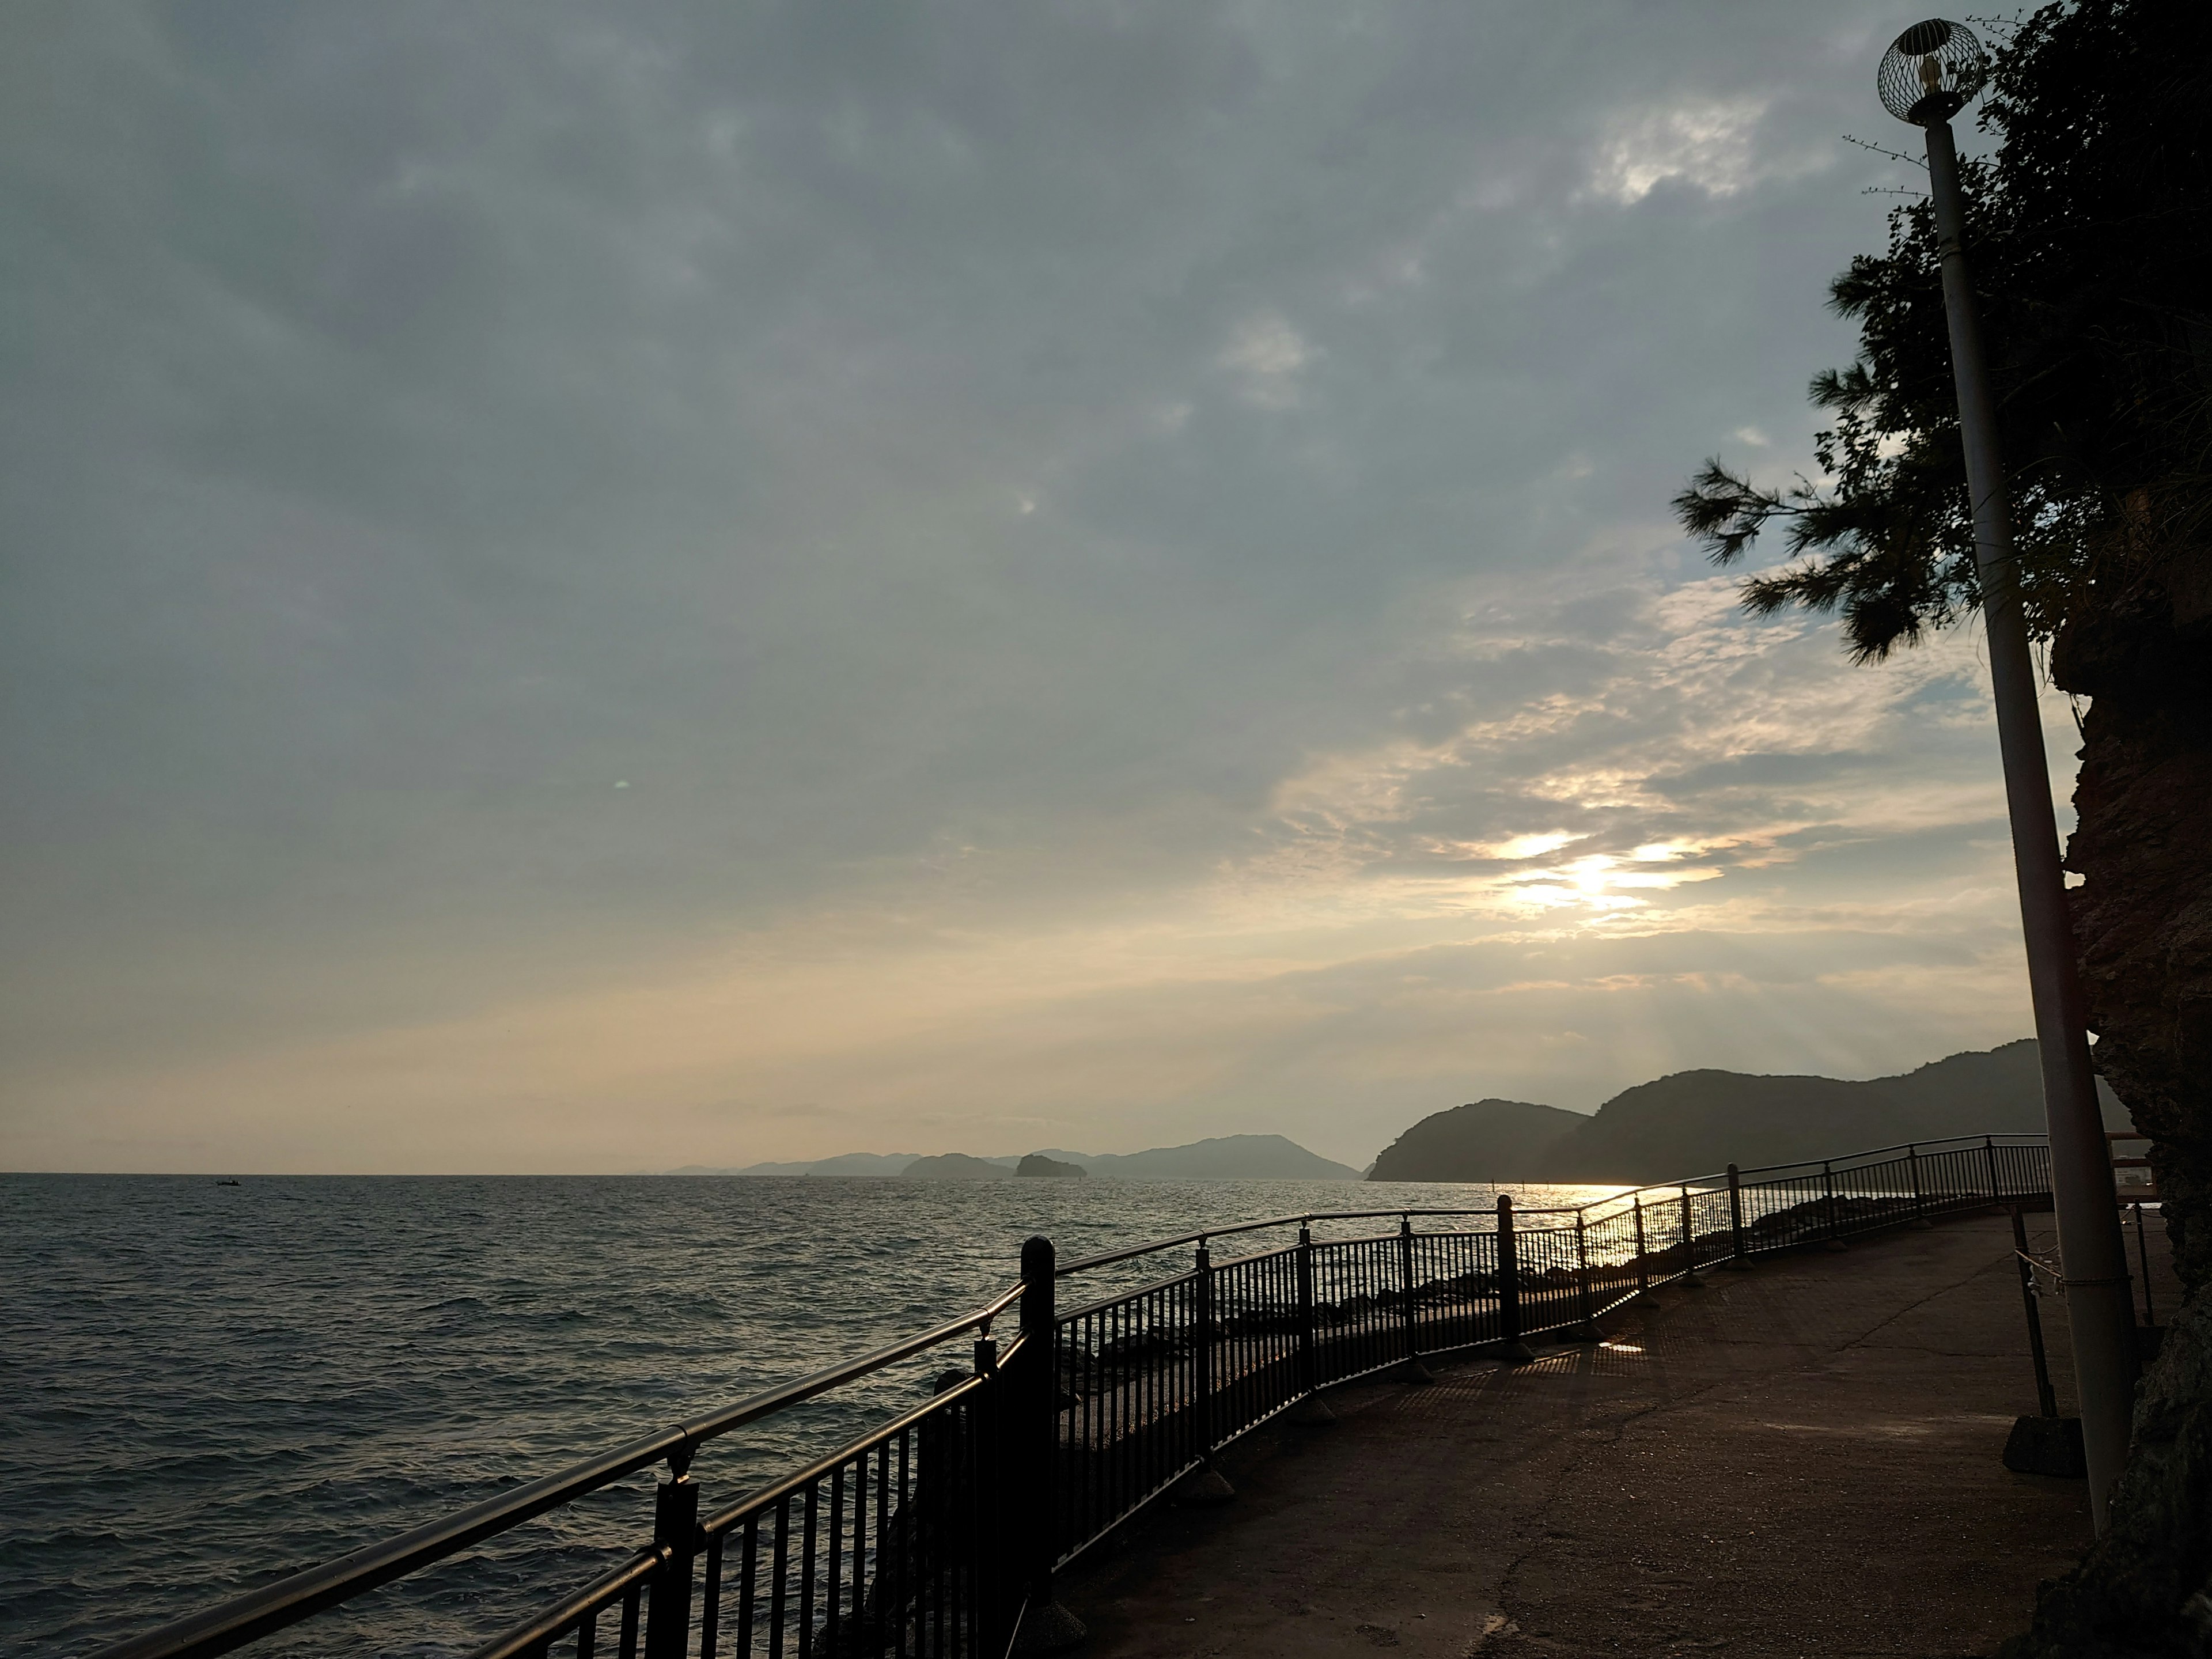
[2, 1172, 1620, 1656]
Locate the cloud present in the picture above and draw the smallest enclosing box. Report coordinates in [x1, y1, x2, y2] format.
[1586, 97, 1834, 204]
[5, 561, 2073, 1171]
[0, 0, 2052, 1172]
[1217, 311, 1317, 408]
[1590, 97, 1771, 202]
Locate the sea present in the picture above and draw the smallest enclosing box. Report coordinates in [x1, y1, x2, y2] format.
[0, 1172, 1621, 1657]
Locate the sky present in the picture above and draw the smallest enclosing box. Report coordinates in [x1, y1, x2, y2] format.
[1, 1, 2073, 1175]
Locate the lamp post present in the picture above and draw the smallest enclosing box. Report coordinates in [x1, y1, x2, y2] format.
[1877, 18, 2138, 1531]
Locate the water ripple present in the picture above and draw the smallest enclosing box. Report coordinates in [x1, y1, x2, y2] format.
[1, 1171, 1612, 1656]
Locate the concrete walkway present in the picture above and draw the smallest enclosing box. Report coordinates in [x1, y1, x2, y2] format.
[1056, 1209, 2179, 1659]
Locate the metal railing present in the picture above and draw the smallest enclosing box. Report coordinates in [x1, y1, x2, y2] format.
[88, 1133, 2056, 1659]
[1040, 1132, 2055, 1564]
[90, 1287, 1031, 1659]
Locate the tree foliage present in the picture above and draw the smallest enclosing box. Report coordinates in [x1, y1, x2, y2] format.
[1675, 0, 2212, 662]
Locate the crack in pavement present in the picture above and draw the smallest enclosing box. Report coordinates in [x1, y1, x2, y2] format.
[1060, 1217, 2096, 1659]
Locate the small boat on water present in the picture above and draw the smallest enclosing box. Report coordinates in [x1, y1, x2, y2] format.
[215, 1178, 241, 1187]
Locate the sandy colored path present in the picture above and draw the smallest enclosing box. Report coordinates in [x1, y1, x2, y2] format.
[1055, 1209, 2179, 1659]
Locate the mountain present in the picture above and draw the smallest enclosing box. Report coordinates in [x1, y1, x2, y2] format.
[667, 1152, 930, 1177]
[901, 1153, 1019, 1180]
[1368, 1099, 1590, 1183]
[668, 1134, 1358, 1181]
[1017, 1153, 1087, 1178]
[1367, 1041, 2134, 1184]
[1540, 1040, 2133, 1181]
[1082, 1134, 1361, 1181]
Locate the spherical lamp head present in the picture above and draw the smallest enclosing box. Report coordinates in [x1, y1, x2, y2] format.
[1878, 19, 1988, 126]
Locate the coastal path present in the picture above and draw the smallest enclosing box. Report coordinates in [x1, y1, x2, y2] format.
[89, 1136, 2165, 1659]
[1056, 1209, 2175, 1659]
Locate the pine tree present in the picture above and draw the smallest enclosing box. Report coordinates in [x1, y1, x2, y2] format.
[1675, 5, 2210, 1648]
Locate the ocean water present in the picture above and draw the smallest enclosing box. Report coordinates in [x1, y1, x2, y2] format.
[1, 1173, 1618, 1657]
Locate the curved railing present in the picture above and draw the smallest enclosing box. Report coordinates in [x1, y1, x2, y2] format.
[89, 1285, 1029, 1659]
[1040, 1132, 2053, 1561]
[86, 1134, 2054, 1659]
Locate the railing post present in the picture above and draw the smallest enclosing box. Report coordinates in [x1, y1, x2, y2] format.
[1680, 1183, 1701, 1285]
[1984, 1134, 2002, 1202]
[1290, 1220, 1335, 1424]
[1631, 1194, 1649, 1293]
[643, 1448, 700, 1659]
[2135, 1204, 2158, 1330]
[1296, 1222, 1317, 1394]
[1397, 1215, 1418, 1359]
[1193, 1240, 1216, 1456]
[1169, 1243, 1237, 1501]
[2011, 1207, 2060, 1418]
[1908, 1143, 1927, 1225]
[1495, 1196, 1533, 1361]
[1821, 1161, 1840, 1245]
[1014, 1236, 1085, 1654]
[1726, 1164, 1748, 1267]
[974, 1331, 1005, 1650]
[1566, 1209, 1599, 1340]
[1396, 1215, 1433, 1380]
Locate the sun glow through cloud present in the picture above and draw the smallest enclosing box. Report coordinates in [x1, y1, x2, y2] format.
[2, 0, 2069, 1174]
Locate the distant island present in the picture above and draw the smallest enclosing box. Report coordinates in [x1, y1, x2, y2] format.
[1368, 1040, 2133, 1184]
[666, 1043, 2130, 1188]
[668, 1132, 1361, 1182]
[667, 1152, 927, 1178]
[1017, 1153, 1086, 1178]
[902, 1152, 1020, 1180]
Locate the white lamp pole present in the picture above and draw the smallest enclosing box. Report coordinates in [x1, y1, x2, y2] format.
[1877, 18, 2138, 1532]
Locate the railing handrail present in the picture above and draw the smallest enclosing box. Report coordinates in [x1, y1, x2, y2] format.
[699, 1340, 1019, 1534]
[1051, 1133, 2040, 1275]
[1054, 1205, 1587, 1275]
[1061, 1215, 1590, 1301]
[679, 1280, 1023, 1445]
[88, 1425, 691, 1659]
[84, 1126, 2061, 1659]
[464, 1548, 663, 1659]
[1729, 1132, 2045, 1180]
[1567, 1133, 2052, 1215]
[89, 1280, 1027, 1659]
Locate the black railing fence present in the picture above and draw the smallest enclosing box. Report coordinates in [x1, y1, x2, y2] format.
[92, 1134, 2055, 1659]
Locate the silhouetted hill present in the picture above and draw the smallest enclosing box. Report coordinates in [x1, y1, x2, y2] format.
[1540, 1040, 2131, 1181]
[901, 1153, 1017, 1180]
[1017, 1153, 1087, 1178]
[1366, 1041, 2134, 1184]
[667, 1152, 928, 1177]
[1368, 1099, 1589, 1182]
[1085, 1135, 1361, 1181]
[670, 1135, 1358, 1180]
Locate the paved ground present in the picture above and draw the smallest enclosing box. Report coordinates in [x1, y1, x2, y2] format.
[1055, 1207, 2181, 1659]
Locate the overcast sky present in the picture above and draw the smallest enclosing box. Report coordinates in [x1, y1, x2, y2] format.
[2, 1, 2066, 1173]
